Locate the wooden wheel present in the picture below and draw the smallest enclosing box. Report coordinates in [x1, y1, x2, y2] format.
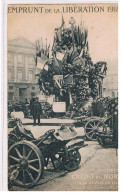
[85, 119, 107, 141]
[8, 133, 18, 148]
[63, 150, 81, 171]
[8, 140, 44, 188]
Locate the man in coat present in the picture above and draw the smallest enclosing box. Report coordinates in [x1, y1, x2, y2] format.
[31, 97, 42, 126]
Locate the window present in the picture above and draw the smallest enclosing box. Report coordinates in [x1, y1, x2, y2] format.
[9, 86, 13, 90]
[32, 86, 35, 90]
[17, 70, 22, 79]
[19, 88, 26, 101]
[28, 70, 33, 80]
[8, 92, 14, 100]
[28, 56, 34, 64]
[8, 53, 13, 64]
[8, 68, 11, 80]
[17, 54, 22, 63]
[8, 53, 11, 61]
[112, 91, 115, 98]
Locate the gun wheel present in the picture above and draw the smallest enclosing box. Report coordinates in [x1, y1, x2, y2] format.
[63, 150, 81, 171]
[85, 119, 106, 141]
[8, 140, 44, 188]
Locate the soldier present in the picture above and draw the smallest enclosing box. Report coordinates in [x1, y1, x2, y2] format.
[31, 97, 42, 126]
[30, 97, 35, 116]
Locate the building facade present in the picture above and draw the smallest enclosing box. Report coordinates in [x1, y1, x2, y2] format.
[8, 37, 40, 102]
[102, 73, 118, 98]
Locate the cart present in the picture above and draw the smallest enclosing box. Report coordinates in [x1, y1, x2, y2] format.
[8, 121, 87, 188]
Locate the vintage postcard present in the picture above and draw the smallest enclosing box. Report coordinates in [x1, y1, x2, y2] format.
[7, 2, 118, 191]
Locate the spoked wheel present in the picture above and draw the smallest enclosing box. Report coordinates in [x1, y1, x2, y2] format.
[97, 136, 113, 147]
[45, 146, 67, 171]
[97, 136, 105, 147]
[85, 119, 107, 141]
[63, 150, 81, 171]
[8, 141, 44, 188]
[8, 133, 18, 148]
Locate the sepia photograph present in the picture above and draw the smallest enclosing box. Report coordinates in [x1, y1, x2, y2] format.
[7, 3, 118, 191]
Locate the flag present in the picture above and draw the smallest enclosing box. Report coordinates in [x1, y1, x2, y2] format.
[52, 36, 57, 51]
[53, 54, 59, 66]
[55, 16, 65, 42]
[62, 51, 68, 63]
[80, 20, 84, 34]
[35, 40, 40, 52]
[77, 25, 82, 45]
[79, 48, 84, 58]
[53, 75, 63, 89]
[74, 30, 79, 45]
[60, 15, 65, 29]
[64, 74, 73, 85]
[36, 54, 48, 69]
[84, 28, 88, 44]
[55, 28, 62, 42]
[81, 32, 85, 46]
[69, 91, 73, 104]
[46, 44, 50, 58]
[77, 25, 81, 45]
[43, 64, 48, 71]
[86, 41, 89, 51]
[56, 51, 65, 61]
[45, 43, 50, 58]
[45, 38, 47, 50]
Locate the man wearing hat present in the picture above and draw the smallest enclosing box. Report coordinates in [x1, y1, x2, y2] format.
[31, 97, 42, 126]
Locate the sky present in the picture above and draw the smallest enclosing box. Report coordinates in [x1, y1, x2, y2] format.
[7, 4, 118, 70]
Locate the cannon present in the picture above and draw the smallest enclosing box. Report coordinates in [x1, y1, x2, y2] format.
[74, 116, 107, 141]
[97, 106, 118, 148]
[8, 120, 87, 189]
[74, 98, 118, 141]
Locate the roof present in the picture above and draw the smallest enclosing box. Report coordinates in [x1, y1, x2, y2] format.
[8, 37, 36, 49]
